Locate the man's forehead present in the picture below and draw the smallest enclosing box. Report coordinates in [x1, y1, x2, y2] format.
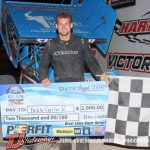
[57, 18, 72, 23]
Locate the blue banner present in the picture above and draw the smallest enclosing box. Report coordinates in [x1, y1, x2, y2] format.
[0, 81, 109, 138]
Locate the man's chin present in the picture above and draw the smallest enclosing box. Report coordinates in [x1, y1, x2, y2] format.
[60, 33, 68, 36]
[60, 31, 70, 36]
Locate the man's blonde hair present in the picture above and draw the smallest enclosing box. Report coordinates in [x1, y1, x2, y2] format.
[56, 12, 72, 24]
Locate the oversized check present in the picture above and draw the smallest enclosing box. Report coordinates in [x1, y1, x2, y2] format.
[0, 81, 108, 138]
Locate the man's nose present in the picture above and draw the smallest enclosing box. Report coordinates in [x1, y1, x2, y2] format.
[62, 24, 67, 28]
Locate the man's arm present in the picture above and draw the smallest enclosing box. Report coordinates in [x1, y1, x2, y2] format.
[39, 41, 52, 86]
[82, 39, 102, 78]
[82, 39, 110, 83]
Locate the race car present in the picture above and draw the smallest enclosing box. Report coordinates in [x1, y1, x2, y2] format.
[0, 0, 117, 83]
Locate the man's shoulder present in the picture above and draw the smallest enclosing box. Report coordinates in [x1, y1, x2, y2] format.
[50, 38, 57, 43]
[72, 35, 86, 44]
[45, 38, 56, 46]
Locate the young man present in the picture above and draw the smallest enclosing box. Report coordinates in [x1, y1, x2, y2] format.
[39, 12, 110, 85]
[38, 12, 110, 150]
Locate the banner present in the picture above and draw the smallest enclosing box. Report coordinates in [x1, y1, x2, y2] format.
[99, 0, 150, 77]
[0, 81, 109, 138]
[105, 76, 150, 147]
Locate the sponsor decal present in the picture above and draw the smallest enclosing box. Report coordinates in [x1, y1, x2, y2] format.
[25, 11, 50, 28]
[107, 0, 136, 9]
[7, 23, 19, 61]
[107, 52, 150, 73]
[93, 126, 105, 135]
[6, 124, 55, 149]
[74, 128, 81, 135]
[7, 124, 52, 135]
[53, 128, 74, 136]
[6, 85, 25, 106]
[83, 127, 90, 135]
[53, 50, 78, 56]
[119, 19, 150, 35]
[114, 11, 150, 45]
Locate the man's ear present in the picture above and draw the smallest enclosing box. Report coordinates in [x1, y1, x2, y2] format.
[71, 23, 73, 29]
[56, 24, 58, 29]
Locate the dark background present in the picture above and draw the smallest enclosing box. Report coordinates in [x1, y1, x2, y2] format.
[6, 0, 72, 4]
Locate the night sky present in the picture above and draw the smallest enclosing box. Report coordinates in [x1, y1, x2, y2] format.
[6, 0, 72, 4]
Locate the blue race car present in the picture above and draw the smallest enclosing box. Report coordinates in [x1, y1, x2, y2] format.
[0, 0, 117, 83]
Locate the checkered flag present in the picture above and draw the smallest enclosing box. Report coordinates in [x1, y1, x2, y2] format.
[105, 76, 150, 147]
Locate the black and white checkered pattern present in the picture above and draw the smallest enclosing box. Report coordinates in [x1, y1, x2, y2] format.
[105, 76, 150, 147]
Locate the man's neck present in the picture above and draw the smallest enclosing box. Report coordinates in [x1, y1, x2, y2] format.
[59, 34, 71, 41]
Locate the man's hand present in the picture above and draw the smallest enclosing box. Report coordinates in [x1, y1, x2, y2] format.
[41, 78, 51, 87]
[96, 74, 111, 84]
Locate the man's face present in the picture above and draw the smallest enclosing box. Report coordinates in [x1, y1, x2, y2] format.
[56, 18, 73, 36]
